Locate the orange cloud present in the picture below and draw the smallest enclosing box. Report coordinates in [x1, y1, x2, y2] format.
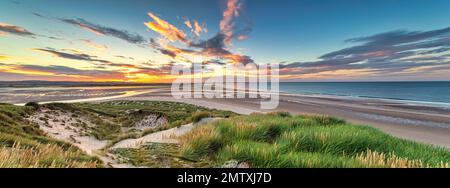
[145, 1, 252, 65]
[184, 20, 193, 30]
[184, 18, 207, 37]
[0, 64, 55, 76]
[193, 20, 207, 37]
[0, 64, 130, 82]
[145, 12, 187, 43]
[111, 63, 139, 69]
[223, 53, 250, 64]
[237, 35, 248, 41]
[220, 0, 241, 46]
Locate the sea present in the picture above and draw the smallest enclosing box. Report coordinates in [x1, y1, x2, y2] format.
[279, 82, 450, 107]
[2, 82, 450, 108]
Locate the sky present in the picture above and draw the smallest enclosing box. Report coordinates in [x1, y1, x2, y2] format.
[1, 0, 450, 82]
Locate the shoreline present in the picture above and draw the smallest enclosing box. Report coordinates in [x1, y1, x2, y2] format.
[4, 84, 450, 109]
[280, 91, 450, 109]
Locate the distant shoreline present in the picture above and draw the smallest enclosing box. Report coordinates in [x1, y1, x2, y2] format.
[3, 81, 450, 109]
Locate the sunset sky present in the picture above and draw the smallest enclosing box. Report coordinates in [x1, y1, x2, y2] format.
[1, 0, 450, 82]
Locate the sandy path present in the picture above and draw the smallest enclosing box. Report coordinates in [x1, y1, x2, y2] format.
[111, 118, 219, 149]
[27, 109, 135, 168]
[27, 109, 108, 155]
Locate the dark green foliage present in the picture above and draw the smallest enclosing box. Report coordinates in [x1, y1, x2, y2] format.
[24, 102, 40, 110]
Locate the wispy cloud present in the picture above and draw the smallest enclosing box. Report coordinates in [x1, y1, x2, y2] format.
[281, 26, 450, 80]
[321, 27, 450, 59]
[0, 64, 127, 81]
[80, 39, 108, 50]
[220, 0, 243, 46]
[32, 12, 46, 18]
[184, 18, 208, 37]
[0, 22, 35, 37]
[115, 55, 135, 61]
[61, 18, 147, 45]
[129, 62, 174, 75]
[34, 47, 111, 64]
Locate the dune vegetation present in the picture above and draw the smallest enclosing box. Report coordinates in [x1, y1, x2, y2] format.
[74, 101, 235, 129]
[73, 101, 235, 143]
[0, 103, 102, 168]
[0, 101, 235, 168]
[179, 112, 450, 168]
[1, 100, 449, 168]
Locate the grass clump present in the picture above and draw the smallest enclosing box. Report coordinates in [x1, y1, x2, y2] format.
[75, 101, 235, 125]
[191, 111, 211, 123]
[0, 142, 101, 168]
[24, 102, 40, 110]
[267, 111, 292, 118]
[0, 103, 41, 135]
[179, 125, 223, 159]
[90, 121, 121, 140]
[276, 125, 450, 165]
[217, 140, 356, 168]
[180, 112, 450, 168]
[112, 143, 213, 168]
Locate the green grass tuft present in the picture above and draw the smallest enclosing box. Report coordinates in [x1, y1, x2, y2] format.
[191, 111, 211, 123]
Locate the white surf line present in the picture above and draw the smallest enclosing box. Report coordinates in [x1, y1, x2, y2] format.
[14, 90, 154, 106]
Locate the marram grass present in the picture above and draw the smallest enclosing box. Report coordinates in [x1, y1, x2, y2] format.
[0, 142, 101, 168]
[0, 103, 102, 168]
[0, 101, 235, 168]
[179, 112, 450, 168]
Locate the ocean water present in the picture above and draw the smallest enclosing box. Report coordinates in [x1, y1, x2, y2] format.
[279, 82, 450, 106]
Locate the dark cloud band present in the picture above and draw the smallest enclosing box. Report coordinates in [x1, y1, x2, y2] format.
[0, 23, 35, 37]
[35, 48, 111, 64]
[282, 26, 450, 77]
[61, 18, 147, 45]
